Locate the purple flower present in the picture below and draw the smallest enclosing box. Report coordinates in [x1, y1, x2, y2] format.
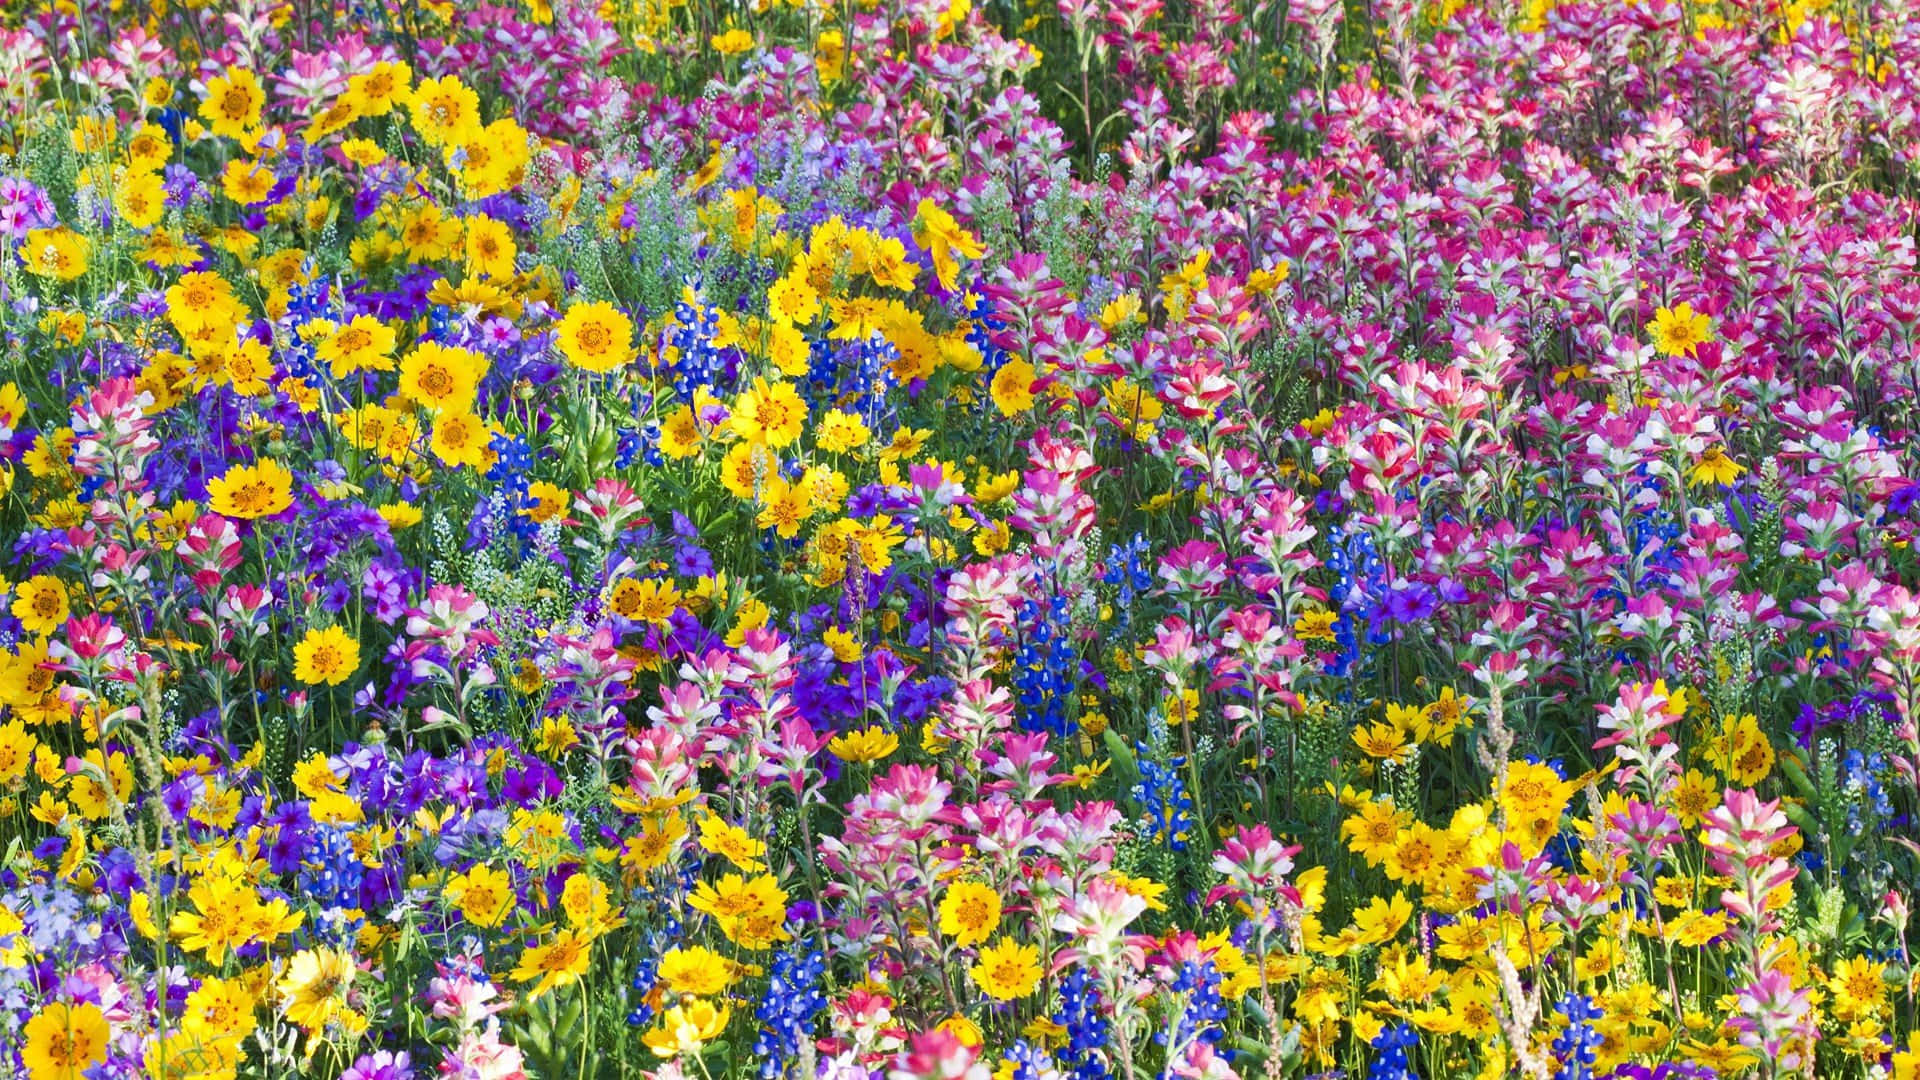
[0, 177, 56, 239]
[1381, 580, 1438, 624]
[342, 1050, 414, 1080]
[502, 760, 562, 805]
[363, 561, 411, 625]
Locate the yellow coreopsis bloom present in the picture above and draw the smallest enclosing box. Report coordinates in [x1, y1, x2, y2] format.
[970, 937, 1043, 1000]
[407, 75, 481, 147]
[1647, 302, 1712, 357]
[206, 459, 295, 519]
[21, 228, 89, 281]
[293, 625, 361, 686]
[697, 816, 769, 873]
[10, 575, 68, 635]
[512, 929, 595, 1001]
[23, 1002, 111, 1080]
[644, 999, 731, 1057]
[730, 377, 807, 448]
[828, 726, 899, 764]
[1689, 444, 1744, 488]
[445, 863, 516, 928]
[657, 945, 736, 996]
[711, 28, 754, 54]
[938, 881, 1002, 947]
[912, 199, 985, 291]
[199, 66, 264, 139]
[278, 946, 356, 1032]
[556, 300, 636, 373]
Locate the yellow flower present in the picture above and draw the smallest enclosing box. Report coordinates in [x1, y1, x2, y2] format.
[965, 470, 1016, 506]
[1647, 302, 1712, 357]
[688, 873, 790, 950]
[22, 228, 89, 281]
[1669, 768, 1719, 828]
[878, 427, 931, 463]
[1349, 892, 1414, 946]
[398, 204, 459, 260]
[989, 357, 1037, 416]
[337, 63, 407, 122]
[220, 158, 274, 205]
[512, 929, 595, 1001]
[1107, 871, 1170, 911]
[181, 975, 256, 1042]
[711, 27, 755, 54]
[430, 410, 493, 469]
[643, 999, 732, 1057]
[10, 575, 68, 635]
[23, 1002, 110, 1080]
[658, 404, 710, 460]
[1420, 687, 1472, 746]
[1827, 955, 1889, 1021]
[1351, 720, 1412, 765]
[446, 863, 516, 928]
[198, 65, 264, 138]
[657, 945, 737, 997]
[937, 1014, 984, 1047]
[341, 137, 387, 167]
[754, 475, 813, 538]
[622, 811, 688, 875]
[697, 816, 769, 873]
[561, 872, 620, 933]
[293, 625, 361, 686]
[1666, 909, 1730, 947]
[398, 342, 487, 412]
[206, 458, 294, 519]
[535, 715, 579, 757]
[970, 938, 1043, 1001]
[114, 168, 167, 229]
[66, 750, 133, 821]
[1498, 760, 1574, 826]
[166, 271, 241, 336]
[938, 881, 1002, 947]
[525, 481, 571, 523]
[1382, 821, 1445, 886]
[407, 74, 481, 147]
[912, 198, 985, 291]
[821, 626, 864, 662]
[278, 946, 355, 1032]
[378, 502, 423, 530]
[1689, 445, 1743, 488]
[449, 117, 533, 200]
[1704, 713, 1773, 786]
[830, 726, 900, 764]
[556, 300, 636, 373]
[730, 377, 807, 448]
[815, 409, 871, 453]
[607, 578, 680, 626]
[769, 272, 821, 325]
[463, 215, 517, 279]
[316, 315, 397, 377]
[0, 721, 37, 784]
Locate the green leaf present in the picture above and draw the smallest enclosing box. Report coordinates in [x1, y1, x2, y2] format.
[1103, 729, 1141, 794]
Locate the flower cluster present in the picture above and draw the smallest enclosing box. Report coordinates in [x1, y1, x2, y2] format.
[2, 1, 1920, 1079]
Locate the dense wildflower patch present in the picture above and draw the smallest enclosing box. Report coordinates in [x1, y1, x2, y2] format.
[2, 1, 1920, 1078]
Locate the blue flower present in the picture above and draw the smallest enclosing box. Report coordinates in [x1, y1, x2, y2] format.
[1552, 995, 1603, 1080]
[1053, 968, 1110, 1080]
[1368, 1022, 1420, 1080]
[752, 943, 828, 1078]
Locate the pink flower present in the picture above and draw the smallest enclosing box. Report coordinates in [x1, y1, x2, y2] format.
[888, 1031, 988, 1080]
[407, 584, 497, 656]
[439, 1022, 528, 1080]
